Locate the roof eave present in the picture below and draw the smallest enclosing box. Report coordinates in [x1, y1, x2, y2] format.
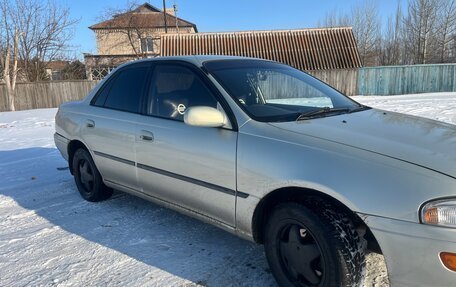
[89, 24, 196, 30]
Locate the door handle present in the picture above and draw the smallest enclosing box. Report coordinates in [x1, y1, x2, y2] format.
[86, 120, 95, 128]
[139, 130, 154, 142]
[140, 135, 153, 141]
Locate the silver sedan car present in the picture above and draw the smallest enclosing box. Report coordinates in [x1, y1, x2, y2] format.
[54, 56, 456, 287]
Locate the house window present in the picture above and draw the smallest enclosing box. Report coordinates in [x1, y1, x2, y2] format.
[141, 38, 158, 53]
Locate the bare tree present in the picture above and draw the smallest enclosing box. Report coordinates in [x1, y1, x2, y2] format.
[380, 1, 405, 65]
[316, 0, 456, 66]
[0, 0, 19, 111]
[435, 0, 456, 62]
[317, 2, 382, 66]
[318, 10, 351, 28]
[11, 0, 78, 81]
[350, 1, 382, 66]
[403, 0, 441, 64]
[0, 0, 77, 110]
[97, 1, 153, 59]
[61, 60, 86, 80]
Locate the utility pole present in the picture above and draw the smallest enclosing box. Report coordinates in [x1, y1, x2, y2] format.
[162, 0, 168, 33]
[174, 1, 179, 33]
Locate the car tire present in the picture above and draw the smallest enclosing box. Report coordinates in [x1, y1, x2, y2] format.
[72, 148, 113, 202]
[264, 202, 366, 287]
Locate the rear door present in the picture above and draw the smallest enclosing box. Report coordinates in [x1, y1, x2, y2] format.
[82, 62, 151, 190]
[135, 63, 238, 226]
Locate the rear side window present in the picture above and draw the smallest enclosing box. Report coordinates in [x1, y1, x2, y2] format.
[93, 78, 114, 107]
[102, 66, 149, 113]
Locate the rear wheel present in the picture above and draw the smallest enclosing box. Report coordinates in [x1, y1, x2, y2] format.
[72, 148, 113, 202]
[264, 202, 365, 287]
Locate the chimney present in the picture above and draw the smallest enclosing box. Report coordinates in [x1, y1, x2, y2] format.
[165, 8, 175, 16]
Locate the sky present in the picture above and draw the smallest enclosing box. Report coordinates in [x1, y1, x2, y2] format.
[64, 0, 404, 56]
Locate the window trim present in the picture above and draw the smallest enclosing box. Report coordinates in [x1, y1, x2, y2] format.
[142, 60, 239, 131]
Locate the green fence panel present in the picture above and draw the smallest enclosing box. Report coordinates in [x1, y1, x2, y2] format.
[357, 64, 456, 96]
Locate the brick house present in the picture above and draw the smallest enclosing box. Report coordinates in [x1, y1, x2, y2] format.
[84, 2, 197, 80]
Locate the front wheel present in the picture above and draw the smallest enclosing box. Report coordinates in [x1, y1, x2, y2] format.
[72, 148, 113, 202]
[264, 202, 366, 287]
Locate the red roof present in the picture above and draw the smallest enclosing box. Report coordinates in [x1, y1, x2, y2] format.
[89, 3, 197, 31]
[161, 27, 362, 70]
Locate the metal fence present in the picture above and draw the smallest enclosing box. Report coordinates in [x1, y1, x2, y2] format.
[309, 69, 358, 96]
[357, 64, 456, 95]
[1, 63, 455, 112]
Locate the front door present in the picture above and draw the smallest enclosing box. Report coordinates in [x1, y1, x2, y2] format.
[135, 63, 238, 226]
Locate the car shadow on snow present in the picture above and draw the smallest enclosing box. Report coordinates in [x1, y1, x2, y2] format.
[0, 147, 277, 286]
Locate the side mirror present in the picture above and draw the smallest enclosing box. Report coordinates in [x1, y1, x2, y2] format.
[184, 106, 227, 128]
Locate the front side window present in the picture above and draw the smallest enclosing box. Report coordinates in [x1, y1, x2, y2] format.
[147, 65, 218, 121]
[204, 60, 364, 122]
[102, 66, 149, 113]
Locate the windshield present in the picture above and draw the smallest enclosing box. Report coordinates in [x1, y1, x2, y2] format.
[204, 59, 363, 122]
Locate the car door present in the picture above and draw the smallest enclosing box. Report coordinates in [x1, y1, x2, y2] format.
[135, 63, 238, 226]
[82, 62, 151, 191]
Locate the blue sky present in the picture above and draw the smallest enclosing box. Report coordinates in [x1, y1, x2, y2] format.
[65, 0, 403, 56]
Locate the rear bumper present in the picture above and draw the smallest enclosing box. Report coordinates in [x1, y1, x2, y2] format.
[54, 132, 69, 161]
[362, 214, 456, 287]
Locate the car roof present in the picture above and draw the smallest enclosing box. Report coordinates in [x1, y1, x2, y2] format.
[120, 55, 271, 68]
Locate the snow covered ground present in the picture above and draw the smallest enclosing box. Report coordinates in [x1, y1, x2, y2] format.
[353, 92, 456, 124]
[1, 92, 455, 287]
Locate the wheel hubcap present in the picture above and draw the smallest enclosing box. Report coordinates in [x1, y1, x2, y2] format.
[79, 160, 94, 192]
[279, 224, 324, 286]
